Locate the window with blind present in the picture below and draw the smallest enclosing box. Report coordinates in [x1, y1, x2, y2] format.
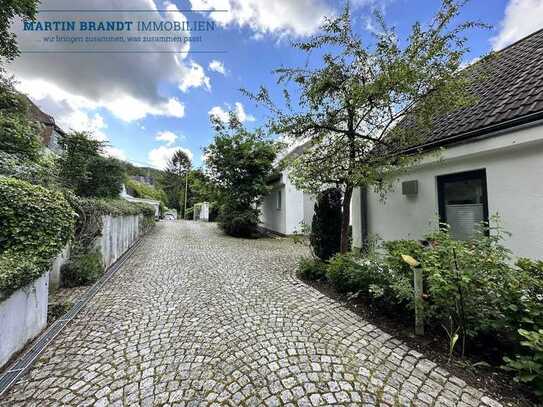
[437, 169, 489, 240]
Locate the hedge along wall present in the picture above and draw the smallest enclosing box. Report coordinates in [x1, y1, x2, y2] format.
[0, 177, 75, 296]
[0, 177, 75, 368]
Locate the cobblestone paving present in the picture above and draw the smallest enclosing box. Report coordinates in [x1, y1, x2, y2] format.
[1, 221, 502, 406]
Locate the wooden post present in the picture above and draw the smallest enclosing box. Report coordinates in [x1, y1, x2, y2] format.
[413, 267, 424, 336]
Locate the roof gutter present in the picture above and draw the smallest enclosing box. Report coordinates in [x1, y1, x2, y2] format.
[404, 110, 543, 154]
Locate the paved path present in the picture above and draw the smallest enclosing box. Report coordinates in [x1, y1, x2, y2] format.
[1, 222, 501, 406]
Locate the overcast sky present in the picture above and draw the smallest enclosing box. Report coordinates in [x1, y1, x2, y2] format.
[8, 0, 543, 169]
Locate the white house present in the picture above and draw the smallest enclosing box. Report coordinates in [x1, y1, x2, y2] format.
[260, 169, 316, 235]
[352, 30, 543, 260]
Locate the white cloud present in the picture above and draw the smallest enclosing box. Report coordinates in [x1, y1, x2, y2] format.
[155, 130, 181, 145]
[208, 102, 255, 123]
[179, 60, 211, 92]
[209, 60, 226, 75]
[148, 146, 194, 170]
[234, 102, 255, 122]
[9, 0, 193, 123]
[189, 0, 333, 37]
[103, 146, 128, 161]
[492, 0, 543, 50]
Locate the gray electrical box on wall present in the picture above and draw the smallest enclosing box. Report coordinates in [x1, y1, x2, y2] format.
[402, 180, 418, 195]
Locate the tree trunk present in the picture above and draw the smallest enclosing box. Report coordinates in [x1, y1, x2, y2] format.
[340, 185, 353, 253]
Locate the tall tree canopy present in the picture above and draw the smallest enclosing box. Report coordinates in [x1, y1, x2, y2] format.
[246, 1, 485, 252]
[162, 149, 192, 214]
[0, 0, 39, 60]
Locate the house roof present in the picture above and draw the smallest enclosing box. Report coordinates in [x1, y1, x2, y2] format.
[411, 28, 543, 150]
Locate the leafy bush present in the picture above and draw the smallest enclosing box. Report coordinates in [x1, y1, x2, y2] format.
[310, 188, 342, 260]
[383, 239, 424, 275]
[0, 177, 74, 295]
[218, 205, 260, 237]
[126, 178, 167, 205]
[296, 258, 327, 281]
[504, 329, 543, 398]
[0, 150, 59, 187]
[0, 254, 44, 298]
[0, 113, 42, 160]
[208, 202, 219, 222]
[79, 155, 125, 198]
[61, 248, 104, 288]
[184, 207, 194, 220]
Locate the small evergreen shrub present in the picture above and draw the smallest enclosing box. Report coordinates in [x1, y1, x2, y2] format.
[296, 258, 327, 281]
[310, 188, 342, 260]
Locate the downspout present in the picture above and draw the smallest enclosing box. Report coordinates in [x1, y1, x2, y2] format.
[360, 186, 369, 252]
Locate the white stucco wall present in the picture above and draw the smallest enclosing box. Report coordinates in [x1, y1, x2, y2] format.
[260, 171, 317, 235]
[354, 124, 543, 260]
[261, 184, 286, 234]
[49, 244, 70, 291]
[0, 272, 48, 368]
[99, 214, 143, 269]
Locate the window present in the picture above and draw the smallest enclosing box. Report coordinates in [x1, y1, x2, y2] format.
[276, 190, 282, 210]
[437, 169, 488, 240]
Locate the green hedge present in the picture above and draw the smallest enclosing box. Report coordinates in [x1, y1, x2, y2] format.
[0, 177, 75, 295]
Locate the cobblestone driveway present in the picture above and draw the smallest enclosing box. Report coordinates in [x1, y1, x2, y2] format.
[1, 221, 501, 406]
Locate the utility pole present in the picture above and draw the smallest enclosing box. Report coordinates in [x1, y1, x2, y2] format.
[183, 171, 189, 219]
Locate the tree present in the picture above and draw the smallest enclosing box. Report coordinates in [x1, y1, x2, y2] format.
[0, 0, 39, 60]
[57, 132, 126, 197]
[0, 73, 41, 160]
[80, 155, 125, 198]
[245, 1, 485, 252]
[205, 113, 276, 237]
[162, 149, 192, 215]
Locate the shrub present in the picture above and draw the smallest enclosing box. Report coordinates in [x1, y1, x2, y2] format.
[297, 258, 327, 281]
[0, 177, 74, 294]
[0, 112, 42, 161]
[0, 254, 44, 297]
[504, 329, 543, 398]
[0, 150, 59, 187]
[79, 155, 125, 198]
[184, 207, 194, 220]
[326, 254, 363, 293]
[383, 239, 424, 276]
[61, 249, 104, 288]
[218, 205, 260, 237]
[310, 188, 342, 260]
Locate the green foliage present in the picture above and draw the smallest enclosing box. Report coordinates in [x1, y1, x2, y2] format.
[420, 223, 514, 344]
[0, 253, 44, 298]
[504, 329, 543, 398]
[184, 207, 193, 220]
[0, 111, 42, 160]
[79, 155, 125, 198]
[245, 1, 485, 252]
[217, 204, 260, 237]
[61, 248, 104, 288]
[205, 114, 276, 237]
[310, 188, 342, 260]
[383, 239, 424, 275]
[0, 150, 59, 187]
[126, 178, 167, 205]
[296, 258, 327, 281]
[0, 177, 74, 295]
[0, 74, 42, 161]
[0, 0, 39, 60]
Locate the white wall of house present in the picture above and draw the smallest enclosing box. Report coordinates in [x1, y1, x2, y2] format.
[353, 123, 543, 260]
[260, 171, 316, 235]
